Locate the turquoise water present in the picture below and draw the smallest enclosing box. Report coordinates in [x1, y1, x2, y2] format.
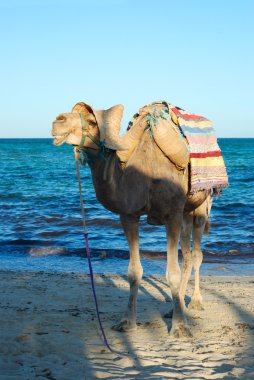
[0, 138, 253, 275]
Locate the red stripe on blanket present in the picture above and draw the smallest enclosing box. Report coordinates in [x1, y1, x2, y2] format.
[190, 151, 222, 158]
[171, 107, 205, 120]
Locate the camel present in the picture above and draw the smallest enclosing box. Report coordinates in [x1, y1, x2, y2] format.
[51, 102, 213, 338]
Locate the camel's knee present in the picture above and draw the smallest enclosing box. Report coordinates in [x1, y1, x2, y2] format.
[182, 251, 192, 272]
[166, 266, 181, 293]
[192, 249, 203, 269]
[128, 262, 143, 285]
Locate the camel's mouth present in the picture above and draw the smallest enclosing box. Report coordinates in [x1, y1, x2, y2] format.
[52, 135, 67, 146]
[52, 116, 68, 146]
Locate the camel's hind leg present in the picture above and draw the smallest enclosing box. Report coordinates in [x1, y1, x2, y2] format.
[165, 216, 192, 338]
[179, 212, 193, 309]
[112, 214, 142, 332]
[189, 195, 212, 311]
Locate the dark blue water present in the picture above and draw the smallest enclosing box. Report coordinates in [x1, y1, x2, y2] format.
[0, 138, 253, 275]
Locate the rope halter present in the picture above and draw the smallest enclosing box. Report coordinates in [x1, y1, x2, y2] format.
[75, 114, 111, 166]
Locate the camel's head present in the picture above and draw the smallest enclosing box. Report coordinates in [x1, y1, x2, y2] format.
[52, 103, 98, 148]
[51, 102, 125, 150]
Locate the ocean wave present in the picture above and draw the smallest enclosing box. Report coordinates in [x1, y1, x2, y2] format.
[28, 247, 68, 257]
[38, 230, 70, 237]
[1, 242, 254, 262]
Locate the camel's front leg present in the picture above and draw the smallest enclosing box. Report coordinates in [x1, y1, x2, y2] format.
[166, 219, 192, 338]
[112, 214, 142, 332]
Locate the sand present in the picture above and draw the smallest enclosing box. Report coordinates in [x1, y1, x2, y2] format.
[0, 270, 254, 380]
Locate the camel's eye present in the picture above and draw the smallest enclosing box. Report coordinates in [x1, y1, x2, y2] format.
[89, 121, 97, 128]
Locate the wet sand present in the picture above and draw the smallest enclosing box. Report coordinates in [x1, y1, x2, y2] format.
[0, 270, 254, 379]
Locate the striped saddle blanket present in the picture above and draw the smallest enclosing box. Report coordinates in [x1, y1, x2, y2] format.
[170, 104, 228, 193]
[128, 101, 229, 193]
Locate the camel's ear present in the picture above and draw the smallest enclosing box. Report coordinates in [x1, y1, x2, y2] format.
[93, 105, 125, 150]
[71, 102, 94, 115]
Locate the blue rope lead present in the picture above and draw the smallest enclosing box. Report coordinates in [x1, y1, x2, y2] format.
[74, 148, 130, 358]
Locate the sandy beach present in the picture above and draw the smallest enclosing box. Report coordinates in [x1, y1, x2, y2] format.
[0, 270, 253, 380]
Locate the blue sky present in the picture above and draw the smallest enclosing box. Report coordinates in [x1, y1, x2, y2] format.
[0, 0, 253, 137]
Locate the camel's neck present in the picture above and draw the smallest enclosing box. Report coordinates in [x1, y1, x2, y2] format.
[88, 151, 123, 214]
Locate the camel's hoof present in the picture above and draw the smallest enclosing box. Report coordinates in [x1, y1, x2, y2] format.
[170, 323, 192, 338]
[112, 320, 137, 332]
[188, 299, 204, 311]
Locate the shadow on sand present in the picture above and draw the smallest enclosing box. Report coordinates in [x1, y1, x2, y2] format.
[1, 271, 253, 379]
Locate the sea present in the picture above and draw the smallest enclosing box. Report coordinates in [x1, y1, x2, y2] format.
[0, 138, 253, 276]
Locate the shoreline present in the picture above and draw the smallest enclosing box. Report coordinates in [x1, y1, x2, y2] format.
[1, 251, 254, 277]
[1, 270, 253, 379]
